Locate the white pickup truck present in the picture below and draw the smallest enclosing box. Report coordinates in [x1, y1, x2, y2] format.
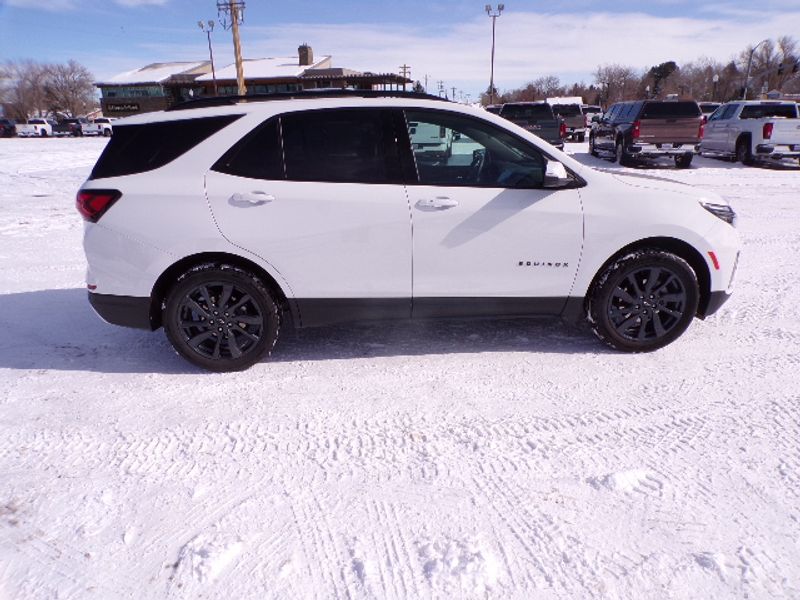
[82, 117, 114, 137]
[700, 100, 800, 165]
[16, 118, 55, 138]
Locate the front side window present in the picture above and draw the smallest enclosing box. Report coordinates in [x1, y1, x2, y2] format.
[405, 110, 546, 189]
[280, 109, 402, 184]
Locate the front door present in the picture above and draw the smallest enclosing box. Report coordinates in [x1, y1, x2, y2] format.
[403, 109, 583, 318]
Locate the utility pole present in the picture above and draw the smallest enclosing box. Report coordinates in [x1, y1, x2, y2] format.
[424, 74, 429, 93]
[437, 80, 445, 97]
[399, 64, 411, 91]
[217, 0, 247, 96]
[485, 4, 504, 105]
[742, 38, 769, 100]
[198, 20, 218, 96]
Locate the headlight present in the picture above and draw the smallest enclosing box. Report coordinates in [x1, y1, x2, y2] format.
[700, 201, 737, 227]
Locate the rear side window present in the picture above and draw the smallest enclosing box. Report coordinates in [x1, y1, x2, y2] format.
[640, 101, 701, 118]
[89, 115, 241, 180]
[740, 104, 798, 119]
[500, 104, 553, 120]
[212, 118, 283, 180]
[280, 109, 402, 184]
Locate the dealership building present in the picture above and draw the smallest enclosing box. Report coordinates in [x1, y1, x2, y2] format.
[96, 44, 412, 117]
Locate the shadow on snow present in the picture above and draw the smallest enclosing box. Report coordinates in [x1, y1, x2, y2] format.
[0, 288, 603, 373]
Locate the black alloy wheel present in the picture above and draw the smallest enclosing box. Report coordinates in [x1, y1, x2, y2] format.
[164, 264, 280, 371]
[736, 139, 753, 165]
[615, 141, 632, 166]
[589, 250, 699, 352]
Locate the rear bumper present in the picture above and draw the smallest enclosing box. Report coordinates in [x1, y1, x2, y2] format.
[699, 290, 731, 319]
[629, 143, 700, 157]
[88, 292, 154, 330]
[755, 144, 800, 159]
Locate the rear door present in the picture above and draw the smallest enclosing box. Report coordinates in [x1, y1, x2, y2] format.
[204, 108, 413, 325]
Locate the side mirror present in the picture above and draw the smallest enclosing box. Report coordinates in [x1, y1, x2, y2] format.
[543, 160, 571, 189]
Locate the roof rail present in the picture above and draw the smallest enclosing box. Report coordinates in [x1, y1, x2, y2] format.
[167, 89, 449, 111]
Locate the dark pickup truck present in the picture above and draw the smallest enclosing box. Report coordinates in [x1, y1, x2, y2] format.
[589, 100, 704, 168]
[52, 117, 89, 137]
[499, 102, 565, 150]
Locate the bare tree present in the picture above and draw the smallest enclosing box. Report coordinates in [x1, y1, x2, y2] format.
[594, 64, 640, 104]
[43, 60, 96, 117]
[2, 60, 49, 121]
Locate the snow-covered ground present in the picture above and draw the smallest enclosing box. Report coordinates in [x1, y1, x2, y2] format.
[1, 137, 799, 599]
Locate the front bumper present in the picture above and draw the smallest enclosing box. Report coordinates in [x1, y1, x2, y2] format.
[89, 292, 154, 330]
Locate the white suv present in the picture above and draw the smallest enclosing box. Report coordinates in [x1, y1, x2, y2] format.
[78, 91, 740, 371]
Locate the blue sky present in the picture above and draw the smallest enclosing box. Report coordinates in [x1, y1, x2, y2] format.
[2, 0, 799, 99]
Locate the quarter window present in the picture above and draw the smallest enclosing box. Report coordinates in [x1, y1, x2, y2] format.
[212, 118, 283, 180]
[405, 110, 547, 189]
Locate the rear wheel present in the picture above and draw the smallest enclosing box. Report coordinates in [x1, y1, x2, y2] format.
[615, 141, 633, 166]
[736, 138, 753, 165]
[163, 264, 280, 371]
[674, 154, 693, 169]
[589, 250, 699, 352]
[577, 132, 585, 143]
[589, 135, 599, 157]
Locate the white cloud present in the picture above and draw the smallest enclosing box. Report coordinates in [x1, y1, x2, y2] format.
[84, 8, 800, 96]
[5, 0, 75, 10]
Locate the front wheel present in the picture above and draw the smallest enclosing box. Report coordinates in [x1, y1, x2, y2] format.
[588, 250, 699, 352]
[163, 264, 280, 371]
[589, 135, 598, 157]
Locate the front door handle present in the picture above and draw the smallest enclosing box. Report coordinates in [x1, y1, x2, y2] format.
[229, 191, 274, 207]
[415, 196, 459, 211]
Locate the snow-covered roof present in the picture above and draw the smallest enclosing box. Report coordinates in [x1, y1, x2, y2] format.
[98, 62, 211, 85]
[197, 55, 332, 82]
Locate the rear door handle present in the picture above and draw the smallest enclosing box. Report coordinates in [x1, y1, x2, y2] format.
[229, 191, 274, 207]
[415, 196, 459, 211]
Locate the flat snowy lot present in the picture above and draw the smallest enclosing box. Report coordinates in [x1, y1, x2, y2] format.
[1, 137, 799, 599]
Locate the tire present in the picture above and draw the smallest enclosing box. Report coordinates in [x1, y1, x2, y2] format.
[674, 154, 693, 169]
[588, 250, 699, 353]
[615, 140, 632, 166]
[589, 135, 599, 157]
[40, 130, 48, 138]
[103, 129, 112, 137]
[577, 132, 585, 143]
[736, 138, 753, 166]
[163, 264, 280, 372]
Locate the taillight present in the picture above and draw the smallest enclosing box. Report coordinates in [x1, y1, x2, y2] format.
[763, 122, 774, 140]
[76, 189, 121, 222]
[632, 120, 641, 139]
[698, 121, 705, 139]
[559, 120, 567, 139]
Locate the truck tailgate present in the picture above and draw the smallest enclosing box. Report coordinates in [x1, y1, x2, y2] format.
[770, 120, 800, 145]
[637, 117, 702, 144]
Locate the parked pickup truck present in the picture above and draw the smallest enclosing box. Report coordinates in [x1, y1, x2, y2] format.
[547, 97, 586, 142]
[17, 118, 56, 137]
[52, 117, 88, 137]
[700, 101, 800, 165]
[499, 102, 565, 150]
[82, 117, 114, 137]
[0, 118, 16, 137]
[589, 100, 703, 168]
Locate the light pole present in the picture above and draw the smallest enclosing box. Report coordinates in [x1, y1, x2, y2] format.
[485, 4, 504, 105]
[742, 39, 769, 100]
[198, 20, 218, 96]
[712, 73, 719, 101]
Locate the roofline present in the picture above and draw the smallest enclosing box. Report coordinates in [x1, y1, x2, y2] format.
[166, 90, 449, 111]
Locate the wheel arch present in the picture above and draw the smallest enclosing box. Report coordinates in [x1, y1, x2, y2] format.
[149, 252, 293, 329]
[583, 236, 712, 319]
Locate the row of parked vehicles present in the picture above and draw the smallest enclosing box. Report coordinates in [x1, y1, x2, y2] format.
[487, 98, 800, 168]
[0, 117, 114, 138]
